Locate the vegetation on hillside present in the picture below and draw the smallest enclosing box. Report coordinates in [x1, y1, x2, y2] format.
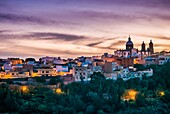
[0, 63, 170, 113]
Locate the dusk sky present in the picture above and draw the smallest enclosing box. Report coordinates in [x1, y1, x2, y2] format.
[0, 0, 170, 59]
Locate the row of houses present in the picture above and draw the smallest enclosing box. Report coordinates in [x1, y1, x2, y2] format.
[1, 51, 169, 82]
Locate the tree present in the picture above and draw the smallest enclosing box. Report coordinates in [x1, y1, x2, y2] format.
[115, 78, 126, 103]
[97, 109, 106, 114]
[49, 78, 57, 85]
[90, 72, 105, 81]
[38, 104, 49, 113]
[140, 80, 148, 88]
[134, 64, 146, 71]
[160, 91, 170, 103]
[148, 79, 156, 90]
[0, 83, 18, 112]
[86, 105, 95, 113]
[35, 77, 46, 83]
[64, 82, 84, 95]
[135, 93, 146, 107]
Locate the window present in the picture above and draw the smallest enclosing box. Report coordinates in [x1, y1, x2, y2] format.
[12, 73, 15, 75]
[42, 71, 44, 73]
[46, 71, 49, 73]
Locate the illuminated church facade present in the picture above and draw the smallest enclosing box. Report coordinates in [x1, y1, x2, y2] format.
[114, 35, 154, 59]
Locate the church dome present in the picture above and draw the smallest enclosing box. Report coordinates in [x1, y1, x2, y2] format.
[126, 40, 133, 46]
[126, 35, 134, 51]
[126, 36, 133, 46]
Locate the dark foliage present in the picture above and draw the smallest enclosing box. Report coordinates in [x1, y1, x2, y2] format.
[0, 63, 170, 113]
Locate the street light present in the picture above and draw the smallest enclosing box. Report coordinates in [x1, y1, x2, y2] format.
[21, 86, 29, 93]
[123, 89, 138, 101]
[159, 91, 165, 96]
[55, 88, 62, 94]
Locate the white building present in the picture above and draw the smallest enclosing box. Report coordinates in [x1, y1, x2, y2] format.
[104, 68, 153, 81]
[138, 68, 153, 77]
[3, 62, 12, 71]
[158, 55, 170, 65]
[73, 66, 92, 82]
[37, 67, 56, 76]
[53, 59, 66, 64]
[104, 71, 120, 80]
[93, 66, 102, 72]
[55, 65, 69, 72]
[145, 57, 157, 65]
[114, 50, 131, 58]
[85, 57, 93, 64]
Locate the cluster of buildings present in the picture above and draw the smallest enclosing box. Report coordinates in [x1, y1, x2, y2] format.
[0, 36, 170, 83]
[114, 36, 170, 66]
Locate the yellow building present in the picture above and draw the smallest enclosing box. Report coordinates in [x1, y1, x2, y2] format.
[0, 71, 30, 79]
[31, 72, 40, 77]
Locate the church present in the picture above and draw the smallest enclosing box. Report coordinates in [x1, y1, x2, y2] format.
[114, 35, 154, 59]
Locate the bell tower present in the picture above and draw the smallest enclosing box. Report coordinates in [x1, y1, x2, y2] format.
[149, 40, 154, 54]
[141, 41, 146, 52]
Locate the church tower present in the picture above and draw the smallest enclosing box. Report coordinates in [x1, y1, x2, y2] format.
[141, 41, 146, 59]
[149, 40, 154, 54]
[141, 41, 146, 52]
[126, 35, 134, 51]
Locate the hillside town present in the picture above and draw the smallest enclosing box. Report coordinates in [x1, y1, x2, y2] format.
[0, 36, 169, 85]
[1, 0, 170, 113]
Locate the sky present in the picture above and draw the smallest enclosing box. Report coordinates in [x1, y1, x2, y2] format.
[0, 0, 170, 59]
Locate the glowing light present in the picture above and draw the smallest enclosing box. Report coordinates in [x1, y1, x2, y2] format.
[134, 59, 137, 64]
[123, 89, 138, 101]
[55, 88, 62, 94]
[21, 86, 29, 93]
[159, 91, 165, 96]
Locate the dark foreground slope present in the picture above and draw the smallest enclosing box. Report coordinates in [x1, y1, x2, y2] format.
[0, 63, 170, 114]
